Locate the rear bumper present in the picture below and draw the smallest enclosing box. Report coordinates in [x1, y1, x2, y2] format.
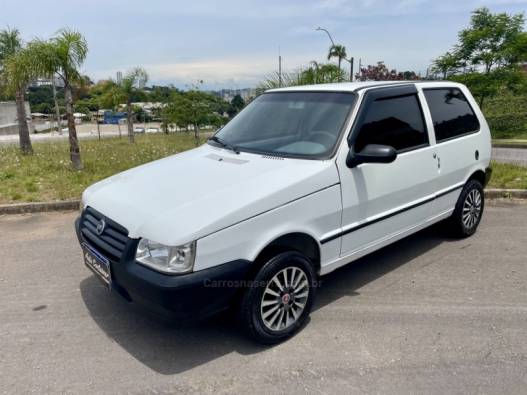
[75, 217, 252, 321]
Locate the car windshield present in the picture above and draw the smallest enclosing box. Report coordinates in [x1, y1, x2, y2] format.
[211, 91, 356, 158]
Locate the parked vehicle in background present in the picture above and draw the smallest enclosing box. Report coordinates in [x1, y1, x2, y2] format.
[76, 81, 491, 344]
[146, 127, 160, 133]
[133, 127, 145, 133]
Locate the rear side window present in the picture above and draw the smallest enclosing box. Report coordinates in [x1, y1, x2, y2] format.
[423, 88, 479, 142]
[354, 94, 428, 152]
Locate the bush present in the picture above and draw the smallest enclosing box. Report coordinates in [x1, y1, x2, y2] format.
[487, 113, 527, 139]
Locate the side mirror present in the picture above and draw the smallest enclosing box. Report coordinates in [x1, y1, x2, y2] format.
[346, 144, 397, 168]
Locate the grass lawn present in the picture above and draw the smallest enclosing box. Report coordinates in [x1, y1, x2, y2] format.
[492, 139, 527, 147]
[0, 134, 526, 204]
[488, 161, 527, 190]
[491, 131, 527, 141]
[0, 134, 204, 204]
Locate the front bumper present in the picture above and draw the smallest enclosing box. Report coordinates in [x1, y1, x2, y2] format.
[75, 217, 252, 320]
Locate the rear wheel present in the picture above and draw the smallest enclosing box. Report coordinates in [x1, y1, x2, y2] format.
[240, 251, 316, 344]
[447, 179, 484, 238]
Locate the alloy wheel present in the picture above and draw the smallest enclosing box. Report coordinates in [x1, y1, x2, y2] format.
[260, 266, 309, 331]
[462, 189, 482, 229]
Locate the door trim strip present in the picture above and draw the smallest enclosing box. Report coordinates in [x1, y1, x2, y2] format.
[320, 183, 464, 244]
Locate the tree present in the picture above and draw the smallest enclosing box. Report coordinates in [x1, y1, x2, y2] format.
[451, 67, 527, 108]
[147, 85, 178, 102]
[27, 85, 64, 112]
[506, 31, 527, 64]
[227, 94, 245, 118]
[431, 7, 527, 109]
[327, 44, 347, 71]
[259, 62, 348, 90]
[29, 28, 88, 169]
[356, 61, 420, 81]
[164, 90, 224, 138]
[102, 67, 148, 143]
[457, 7, 525, 73]
[0, 27, 33, 154]
[431, 51, 461, 79]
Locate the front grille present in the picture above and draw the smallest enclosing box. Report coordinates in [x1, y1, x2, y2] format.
[80, 206, 129, 261]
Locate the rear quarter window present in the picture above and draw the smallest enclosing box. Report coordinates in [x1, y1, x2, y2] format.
[423, 88, 480, 143]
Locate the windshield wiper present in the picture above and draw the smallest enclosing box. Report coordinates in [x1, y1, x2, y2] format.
[208, 136, 240, 154]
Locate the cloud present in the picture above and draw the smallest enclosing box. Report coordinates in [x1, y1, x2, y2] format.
[314, 0, 527, 16]
[90, 52, 328, 89]
[8, 0, 527, 89]
[90, 58, 276, 88]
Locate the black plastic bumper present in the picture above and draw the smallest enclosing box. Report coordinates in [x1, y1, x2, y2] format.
[485, 167, 492, 187]
[75, 217, 252, 320]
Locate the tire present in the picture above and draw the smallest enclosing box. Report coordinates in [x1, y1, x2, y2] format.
[447, 179, 484, 238]
[239, 251, 317, 344]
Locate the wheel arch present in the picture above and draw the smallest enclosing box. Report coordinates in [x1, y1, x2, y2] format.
[250, 232, 321, 277]
[466, 168, 486, 187]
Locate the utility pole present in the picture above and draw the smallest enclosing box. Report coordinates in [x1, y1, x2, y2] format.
[350, 57, 354, 82]
[358, 58, 362, 80]
[278, 46, 282, 88]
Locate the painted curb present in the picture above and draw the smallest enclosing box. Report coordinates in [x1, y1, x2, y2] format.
[1, 190, 526, 215]
[0, 200, 80, 215]
[484, 189, 527, 199]
[492, 143, 527, 149]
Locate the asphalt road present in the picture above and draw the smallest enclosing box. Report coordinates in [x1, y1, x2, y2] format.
[492, 147, 527, 167]
[0, 123, 162, 145]
[1, 202, 527, 394]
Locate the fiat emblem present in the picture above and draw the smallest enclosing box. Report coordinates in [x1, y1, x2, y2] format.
[96, 219, 106, 235]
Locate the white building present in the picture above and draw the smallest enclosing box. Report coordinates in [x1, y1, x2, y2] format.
[29, 76, 65, 88]
[0, 101, 33, 135]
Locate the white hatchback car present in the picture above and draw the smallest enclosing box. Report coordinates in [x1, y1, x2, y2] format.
[76, 81, 491, 343]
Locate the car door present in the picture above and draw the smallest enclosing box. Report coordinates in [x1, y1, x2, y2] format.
[332, 85, 439, 258]
[421, 86, 485, 214]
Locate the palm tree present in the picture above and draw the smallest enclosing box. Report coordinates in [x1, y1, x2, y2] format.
[102, 68, 148, 143]
[259, 63, 348, 90]
[327, 44, 347, 72]
[309, 61, 320, 84]
[0, 27, 33, 154]
[29, 28, 88, 169]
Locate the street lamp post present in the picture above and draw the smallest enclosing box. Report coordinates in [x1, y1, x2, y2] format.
[315, 27, 335, 47]
[315, 26, 354, 82]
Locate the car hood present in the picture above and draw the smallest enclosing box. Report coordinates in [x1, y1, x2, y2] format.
[82, 144, 339, 246]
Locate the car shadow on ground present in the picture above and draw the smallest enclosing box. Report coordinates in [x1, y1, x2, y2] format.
[80, 223, 451, 375]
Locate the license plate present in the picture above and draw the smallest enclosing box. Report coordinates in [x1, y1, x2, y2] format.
[82, 242, 111, 288]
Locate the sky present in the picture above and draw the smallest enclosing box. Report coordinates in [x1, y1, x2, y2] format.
[2, 0, 526, 89]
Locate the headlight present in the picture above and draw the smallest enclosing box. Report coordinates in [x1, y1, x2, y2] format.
[135, 238, 196, 274]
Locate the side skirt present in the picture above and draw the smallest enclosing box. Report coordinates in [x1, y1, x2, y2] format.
[319, 208, 453, 276]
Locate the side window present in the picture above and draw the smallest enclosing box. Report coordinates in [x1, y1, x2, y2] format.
[423, 88, 479, 142]
[354, 94, 428, 152]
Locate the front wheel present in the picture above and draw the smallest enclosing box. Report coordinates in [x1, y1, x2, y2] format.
[239, 251, 317, 344]
[447, 179, 484, 238]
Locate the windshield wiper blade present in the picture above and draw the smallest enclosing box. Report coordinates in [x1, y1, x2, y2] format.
[208, 136, 240, 154]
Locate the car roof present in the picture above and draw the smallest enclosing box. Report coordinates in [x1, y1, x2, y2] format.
[266, 80, 465, 93]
